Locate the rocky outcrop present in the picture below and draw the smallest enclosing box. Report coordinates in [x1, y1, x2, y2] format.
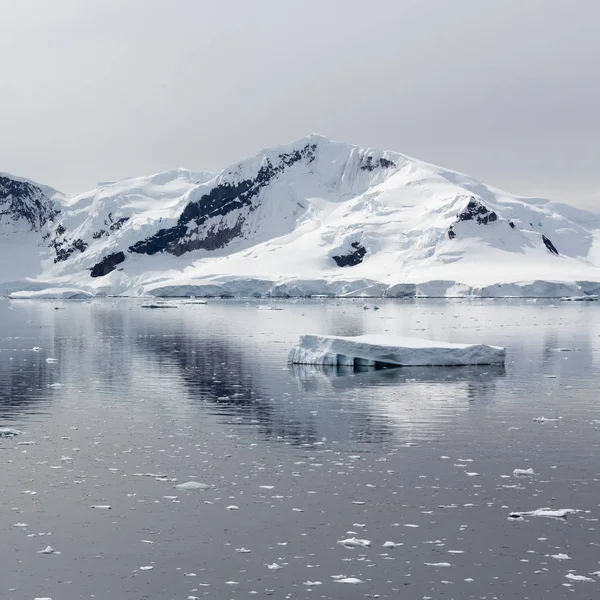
[90, 251, 126, 277]
[332, 242, 367, 267]
[542, 234, 559, 255]
[129, 143, 317, 257]
[457, 198, 498, 225]
[0, 175, 59, 231]
[360, 156, 396, 172]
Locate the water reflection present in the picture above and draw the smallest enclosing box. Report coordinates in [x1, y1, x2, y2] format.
[0, 297, 596, 446]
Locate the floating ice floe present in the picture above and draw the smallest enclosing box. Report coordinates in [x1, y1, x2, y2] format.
[337, 537, 371, 548]
[565, 573, 595, 582]
[288, 334, 505, 367]
[332, 576, 363, 584]
[175, 481, 213, 491]
[382, 541, 402, 548]
[513, 468, 536, 477]
[9, 288, 93, 300]
[0, 427, 21, 437]
[509, 508, 579, 519]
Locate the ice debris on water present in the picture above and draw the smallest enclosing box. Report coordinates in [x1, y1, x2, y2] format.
[0, 427, 21, 437]
[382, 541, 402, 548]
[332, 575, 363, 584]
[337, 537, 371, 548]
[513, 468, 536, 477]
[39, 546, 59, 555]
[565, 573, 595, 582]
[175, 481, 213, 491]
[267, 563, 282, 570]
[509, 508, 579, 519]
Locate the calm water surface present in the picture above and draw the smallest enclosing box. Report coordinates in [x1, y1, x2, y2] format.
[0, 298, 599, 599]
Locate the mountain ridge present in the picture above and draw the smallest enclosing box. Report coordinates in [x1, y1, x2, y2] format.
[2, 134, 600, 298]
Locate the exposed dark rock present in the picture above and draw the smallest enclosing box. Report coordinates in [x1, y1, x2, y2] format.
[448, 227, 456, 240]
[457, 198, 498, 225]
[0, 175, 59, 231]
[129, 143, 317, 257]
[509, 221, 515, 229]
[360, 156, 396, 172]
[51, 234, 88, 263]
[92, 230, 106, 239]
[542, 234, 559, 255]
[90, 251, 126, 277]
[332, 242, 367, 267]
[106, 213, 129, 232]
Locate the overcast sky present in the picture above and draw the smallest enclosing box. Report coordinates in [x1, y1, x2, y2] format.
[1, 0, 598, 209]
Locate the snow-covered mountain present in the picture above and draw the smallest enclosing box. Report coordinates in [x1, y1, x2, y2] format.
[3, 134, 600, 297]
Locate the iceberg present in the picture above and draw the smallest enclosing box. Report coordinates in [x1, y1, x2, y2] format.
[288, 334, 506, 367]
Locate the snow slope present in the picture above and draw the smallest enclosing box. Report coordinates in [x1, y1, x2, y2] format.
[2, 134, 600, 297]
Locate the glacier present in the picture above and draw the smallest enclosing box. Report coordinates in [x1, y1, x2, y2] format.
[2, 135, 600, 298]
[287, 334, 506, 367]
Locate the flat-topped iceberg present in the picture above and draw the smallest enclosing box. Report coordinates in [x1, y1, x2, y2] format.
[288, 334, 505, 367]
[9, 288, 93, 300]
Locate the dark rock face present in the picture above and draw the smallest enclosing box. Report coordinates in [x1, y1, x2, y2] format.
[360, 156, 396, 172]
[0, 176, 59, 231]
[129, 143, 317, 257]
[332, 242, 367, 267]
[51, 232, 88, 263]
[448, 227, 456, 240]
[457, 198, 498, 225]
[90, 251, 126, 277]
[542, 234, 559, 255]
[92, 213, 129, 240]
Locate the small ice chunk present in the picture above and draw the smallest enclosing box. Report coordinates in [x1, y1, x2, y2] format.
[236, 548, 251, 553]
[550, 554, 571, 560]
[91, 505, 112, 509]
[425, 562, 452, 567]
[509, 508, 578, 519]
[139, 566, 153, 571]
[337, 537, 371, 548]
[226, 505, 239, 510]
[175, 481, 213, 491]
[39, 546, 59, 555]
[565, 573, 594, 582]
[267, 563, 282, 570]
[382, 541, 402, 548]
[303, 581, 322, 586]
[513, 468, 536, 477]
[334, 577, 363, 584]
[0, 427, 21, 437]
